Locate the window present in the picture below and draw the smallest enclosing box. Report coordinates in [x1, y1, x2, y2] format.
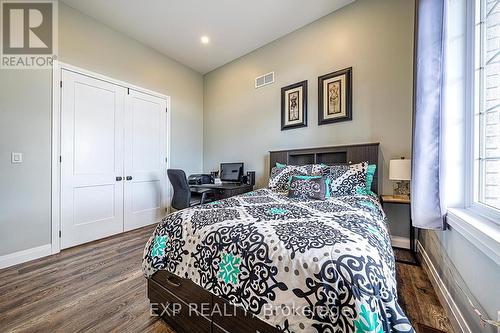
[473, 0, 500, 215]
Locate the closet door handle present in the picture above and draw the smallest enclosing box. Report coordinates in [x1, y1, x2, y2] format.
[126, 176, 133, 180]
[116, 176, 123, 181]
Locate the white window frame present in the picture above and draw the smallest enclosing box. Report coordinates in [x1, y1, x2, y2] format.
[465, 0, 500, 225]
[447, 0, 500, 267]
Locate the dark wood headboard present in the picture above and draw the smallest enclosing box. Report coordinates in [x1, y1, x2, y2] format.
[269, 142, 380, 193]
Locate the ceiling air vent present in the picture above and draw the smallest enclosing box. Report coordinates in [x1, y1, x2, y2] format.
[255, 72, 275, 89]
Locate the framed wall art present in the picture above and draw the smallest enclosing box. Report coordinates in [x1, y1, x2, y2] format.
[281, 80, 307, 130]
[318, 67, 352, 125]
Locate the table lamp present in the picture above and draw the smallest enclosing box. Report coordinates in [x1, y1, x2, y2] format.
[389, 157, 411, 199]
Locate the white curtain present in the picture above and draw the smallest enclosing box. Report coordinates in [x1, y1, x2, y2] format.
[411, 0, 447, 229]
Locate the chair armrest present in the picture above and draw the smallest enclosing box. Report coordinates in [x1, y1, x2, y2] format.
[200, 189, 215, 204]
[196, 188, 214, 194]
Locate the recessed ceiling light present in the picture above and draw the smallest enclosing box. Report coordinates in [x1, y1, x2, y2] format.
[201, 36, 210, 44]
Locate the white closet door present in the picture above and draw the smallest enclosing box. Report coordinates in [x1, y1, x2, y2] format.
[123, 89, 167, 231]
[60, 70, 126, 249]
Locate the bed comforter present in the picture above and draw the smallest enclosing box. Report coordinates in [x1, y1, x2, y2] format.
[142, 189, 414, 333]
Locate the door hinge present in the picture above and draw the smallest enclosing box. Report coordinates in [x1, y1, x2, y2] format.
[60, 81, 62, 88]
[127, 88, 130, 95]
[165, 157, 168, 163]
[166, 107, 168, 113]
[59, 230, 61, 238]
[59, 155, 62, 163]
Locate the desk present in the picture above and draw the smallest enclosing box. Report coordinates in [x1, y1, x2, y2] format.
[190, 183, 254, 200]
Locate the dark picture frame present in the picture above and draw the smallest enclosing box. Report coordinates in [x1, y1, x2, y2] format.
[281, 80, 307, 130]
[318, 67, 352, 125]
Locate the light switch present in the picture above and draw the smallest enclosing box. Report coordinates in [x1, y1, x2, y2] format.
[11, 152, 23, 164]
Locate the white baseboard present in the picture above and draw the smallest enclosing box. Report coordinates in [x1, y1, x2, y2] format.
[0, 244, 52, 270]
[417, 241, 472, 333]
[391, 235, 410, 249]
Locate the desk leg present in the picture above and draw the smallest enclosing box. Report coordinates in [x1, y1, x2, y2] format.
[409, 203, 414, 253]
[410, 224, 414, 253]
[409, 205, 420, 266]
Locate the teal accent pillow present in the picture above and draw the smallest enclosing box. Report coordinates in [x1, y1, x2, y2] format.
[366, 164, 376, 192]
[276, 162, 286, 169]
[356, 185, 377, 197]
[325, 177, 331, 198]
[292, 175, 322, 180]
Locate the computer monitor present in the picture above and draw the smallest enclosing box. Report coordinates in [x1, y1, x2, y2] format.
[220, 163, 244, 182]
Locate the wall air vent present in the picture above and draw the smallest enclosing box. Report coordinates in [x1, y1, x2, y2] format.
[255, 72, 275, 89]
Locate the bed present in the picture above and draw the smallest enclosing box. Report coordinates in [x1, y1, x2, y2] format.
[142, 143, 414, 333]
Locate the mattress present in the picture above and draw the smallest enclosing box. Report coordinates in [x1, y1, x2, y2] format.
[142, 188, 414, 333]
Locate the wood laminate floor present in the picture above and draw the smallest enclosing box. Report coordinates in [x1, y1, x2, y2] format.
[0, 225, 453, 333]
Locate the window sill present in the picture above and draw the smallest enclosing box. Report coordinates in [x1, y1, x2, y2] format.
[446, 208, 500, 266]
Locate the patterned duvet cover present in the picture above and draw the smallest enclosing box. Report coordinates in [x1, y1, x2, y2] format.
[142, 189, 414, 333]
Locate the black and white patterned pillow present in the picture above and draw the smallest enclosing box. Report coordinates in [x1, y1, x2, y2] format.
[269, 164, 325, 192]
[301, 164, 325, 175]
[323, 162, 368, 197]
[288, 176, 327, 200]
[269, 165, 308, 192]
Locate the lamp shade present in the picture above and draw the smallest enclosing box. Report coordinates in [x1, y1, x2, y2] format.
[389, 159, 411, 180]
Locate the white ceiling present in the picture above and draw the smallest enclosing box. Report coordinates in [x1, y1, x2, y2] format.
[61, 0, 355, 74]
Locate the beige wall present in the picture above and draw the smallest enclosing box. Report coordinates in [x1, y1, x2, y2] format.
[0, 4, 204, 256]
[203, 0, 414, 193]
[0, 70, 52, 256]
[59, 3, 204, 176]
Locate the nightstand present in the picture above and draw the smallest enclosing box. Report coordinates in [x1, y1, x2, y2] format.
[380, 195, 419, 266]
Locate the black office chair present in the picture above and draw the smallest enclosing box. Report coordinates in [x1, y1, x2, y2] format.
[167, 169, 213, 210]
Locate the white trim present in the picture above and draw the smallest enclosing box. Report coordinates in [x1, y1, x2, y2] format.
[469, 202, 500, 227]
[51, 60, 61, 255]
[0, 244, 52, 270]
[51, 61, 172, 253]
[166, 93, 172, 213]
[390, 236, 410, 249]
[464, 0, 500, 223]
[418, 241, 472, 333]
[447, 208, 500, 266]
[56, 62, 171, 100]
[464, 0, 476, 209]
